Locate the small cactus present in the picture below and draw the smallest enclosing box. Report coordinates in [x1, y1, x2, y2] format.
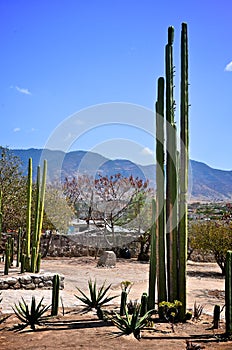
[225, 250, 232, 335]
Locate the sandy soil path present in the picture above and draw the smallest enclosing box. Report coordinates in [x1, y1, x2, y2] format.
[0, 257, 225, 316]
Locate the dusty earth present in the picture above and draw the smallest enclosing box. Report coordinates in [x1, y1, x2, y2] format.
[0, 257, 232, 349]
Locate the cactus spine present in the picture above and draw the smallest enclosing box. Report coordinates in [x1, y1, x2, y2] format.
[225, 250, 232, 335]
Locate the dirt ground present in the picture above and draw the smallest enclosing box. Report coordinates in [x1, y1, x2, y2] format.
[0, 257, 232, 349]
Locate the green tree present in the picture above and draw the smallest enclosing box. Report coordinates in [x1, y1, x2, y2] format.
[43, 183, 74, 233]
[0, 146, 27, 232]
[189, 221, 232, 275]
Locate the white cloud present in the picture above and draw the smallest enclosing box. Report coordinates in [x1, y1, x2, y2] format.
[15, 86, 32, 95]
[141, 147, 154, 156]
[225, 61, 232, 71]
[13, 127, 21, 132]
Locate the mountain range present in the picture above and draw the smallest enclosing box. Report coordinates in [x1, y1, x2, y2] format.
[10, 148, 232, 202]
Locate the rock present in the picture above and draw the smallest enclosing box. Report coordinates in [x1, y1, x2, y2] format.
[97, 251, 116, 267]
[19, 275, 32, 284]
[43, 273, 54, 281]
[5, 277, 17, 285]
[13, 282, 21, 289]
[0, 283, 9, 290]
[43, 280, 53, 288]
[24, 283, 36, 290]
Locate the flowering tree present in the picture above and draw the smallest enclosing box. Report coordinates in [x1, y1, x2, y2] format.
[63, 173, 150, 245]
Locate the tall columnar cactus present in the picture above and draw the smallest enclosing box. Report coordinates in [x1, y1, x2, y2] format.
[23, 158, 47, 273]
[165, 26, 178, 302]
[33, 166, 41, 251]
[26, 158, 32, 262]
[35, 160, 47, 263]
[155, 77, 167, 305]
[178, 22, 189, 319]
[148, 22, 189, 320]
[225, 250, 232, 335]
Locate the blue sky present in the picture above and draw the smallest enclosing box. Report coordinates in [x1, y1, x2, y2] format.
[1, 0, 232, 169]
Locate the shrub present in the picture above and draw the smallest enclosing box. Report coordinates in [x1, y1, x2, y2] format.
[189, 221, 232, 274]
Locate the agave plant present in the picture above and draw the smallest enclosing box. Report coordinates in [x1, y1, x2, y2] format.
[112, 304, 154, 340]
[12, 296, 50, 330]
[75, 279, 117, 311]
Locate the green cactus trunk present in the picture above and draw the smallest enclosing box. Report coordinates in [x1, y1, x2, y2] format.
[33, 166, 41, 250]
[10, 236, 14, 266]
[16, 227, 22, 267]
[225, 250, 232, 335]
[35, 160, 47, 269]
[148, 199, 157, 310]
[156, 77, 167, 305]
[120, 290, 128, 316]
[26, 158, 32, 261]
[31, 246, 37, 273]
[148, 22, 189, 319]
[178, 22, 189, 319]
[51, 274, 60, 316]
[140, 292, 148, 317]
[165, 26, 178, 302]
[4, 242, 10, 275]
[21, 253, 25, 273]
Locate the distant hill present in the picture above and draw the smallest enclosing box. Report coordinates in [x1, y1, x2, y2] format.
[10, 148, 232, 202]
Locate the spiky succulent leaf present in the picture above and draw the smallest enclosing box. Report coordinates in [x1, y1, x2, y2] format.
[75, 279, 117, 310]
[12, 296, 50, 330]
[112, 306, 155, 339]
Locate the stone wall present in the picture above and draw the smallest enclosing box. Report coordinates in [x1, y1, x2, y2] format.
[0, 272, 64, 290]
[0, 232, 141, 259]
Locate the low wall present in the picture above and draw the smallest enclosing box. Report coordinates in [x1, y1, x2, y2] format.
[0, 272, 64, 290]
[0, 232, 141, 258]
